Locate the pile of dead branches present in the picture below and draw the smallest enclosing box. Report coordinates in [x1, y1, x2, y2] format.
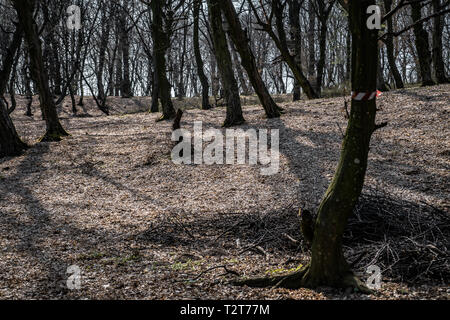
[346, 188, 449, 285]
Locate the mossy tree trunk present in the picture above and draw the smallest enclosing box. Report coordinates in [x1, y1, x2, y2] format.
[193, 0, 211, 110]
[235, 0, 377, 292]
[300, 0, 378, 288]
[13, 0, 69, 142]
[219, 0, 281, 119]
[150, 0, 176, 121]
[207, 0, 245, 127]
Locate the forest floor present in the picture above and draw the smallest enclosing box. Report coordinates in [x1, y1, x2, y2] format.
[0, 85, 449, 300]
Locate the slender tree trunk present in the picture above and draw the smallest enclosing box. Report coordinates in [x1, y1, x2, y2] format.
[272, 0, 318, 99]
[308, 0, 316, 82]
[345, 29, 351, 83]
[431, 0, 449, 83]
[288, 0, 302, 101]
[383, 0, 404, 89]
[207, 0, 245, 127]
[316, 21, 328, 97]
[230, 42, 252, 96]
[151, 0, 176, 120]
[411, 3, 435, 86]
[150, 56, 160, 113]
[177, 21, 188, 100]
[377, 48, 389, 91]
[97, 8, 110, 101]
[220, 0, 281, 119]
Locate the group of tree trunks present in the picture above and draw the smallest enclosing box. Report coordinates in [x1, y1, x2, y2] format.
[0, 0, 449, 292]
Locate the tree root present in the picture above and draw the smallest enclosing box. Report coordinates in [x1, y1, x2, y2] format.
[231, 265, 374, 294]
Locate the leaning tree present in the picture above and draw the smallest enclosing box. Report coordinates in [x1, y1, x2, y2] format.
[13, 0, 69, 142]
[235, 0, 381, 291]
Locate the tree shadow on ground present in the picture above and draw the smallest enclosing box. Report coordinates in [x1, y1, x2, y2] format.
[0, 143, 124, 298]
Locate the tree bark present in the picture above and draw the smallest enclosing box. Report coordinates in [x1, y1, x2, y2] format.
[272, 0, 319, 99]
[97, 6, 110, 101]
[193, 0, 211, 110]
[13, 0, 69, 142]
[220, 0, 281, 119]
[151, 0, 176, 120]
[288, 0, 302, 101]
[0, 26, 27, 158]
[411, 3, 436, 86]
[234, 0, 377, 292]
[301, 0, 378, 289]
[207, 0, 245, 127]
[383, 0, 404, 89]
[431, 0, 449, 83]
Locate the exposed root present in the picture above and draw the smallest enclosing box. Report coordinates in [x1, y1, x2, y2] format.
[231, 266, 308, 289]
[232, 265, 374, 293]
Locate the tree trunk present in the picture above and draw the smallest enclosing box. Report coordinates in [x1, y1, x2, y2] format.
[431, 0, 449, 84]
[151, 0, 176, 120]
[304, 0, 378, 289]
[316, 21, 328, 97]
[97, 8, 110, 101]
[0, 26, 27, 158]
[0, 100, 27, 158]
[377, 48, 389, 91]
[14, 0, 69, 142]
[235, 0, 377, 292]
[272, 0, 319, 99]
[288, 0, 302, 101]
[220, 0, 281, 119]
[383, 0, 404, 89]
[207, 0, 245, 127]
[411, 3, 435, 86]
[307, 0, 316, 81]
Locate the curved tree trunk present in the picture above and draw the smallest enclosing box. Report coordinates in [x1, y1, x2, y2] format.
[193, 0, 211, 110]
[207, 0, 245, 127]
